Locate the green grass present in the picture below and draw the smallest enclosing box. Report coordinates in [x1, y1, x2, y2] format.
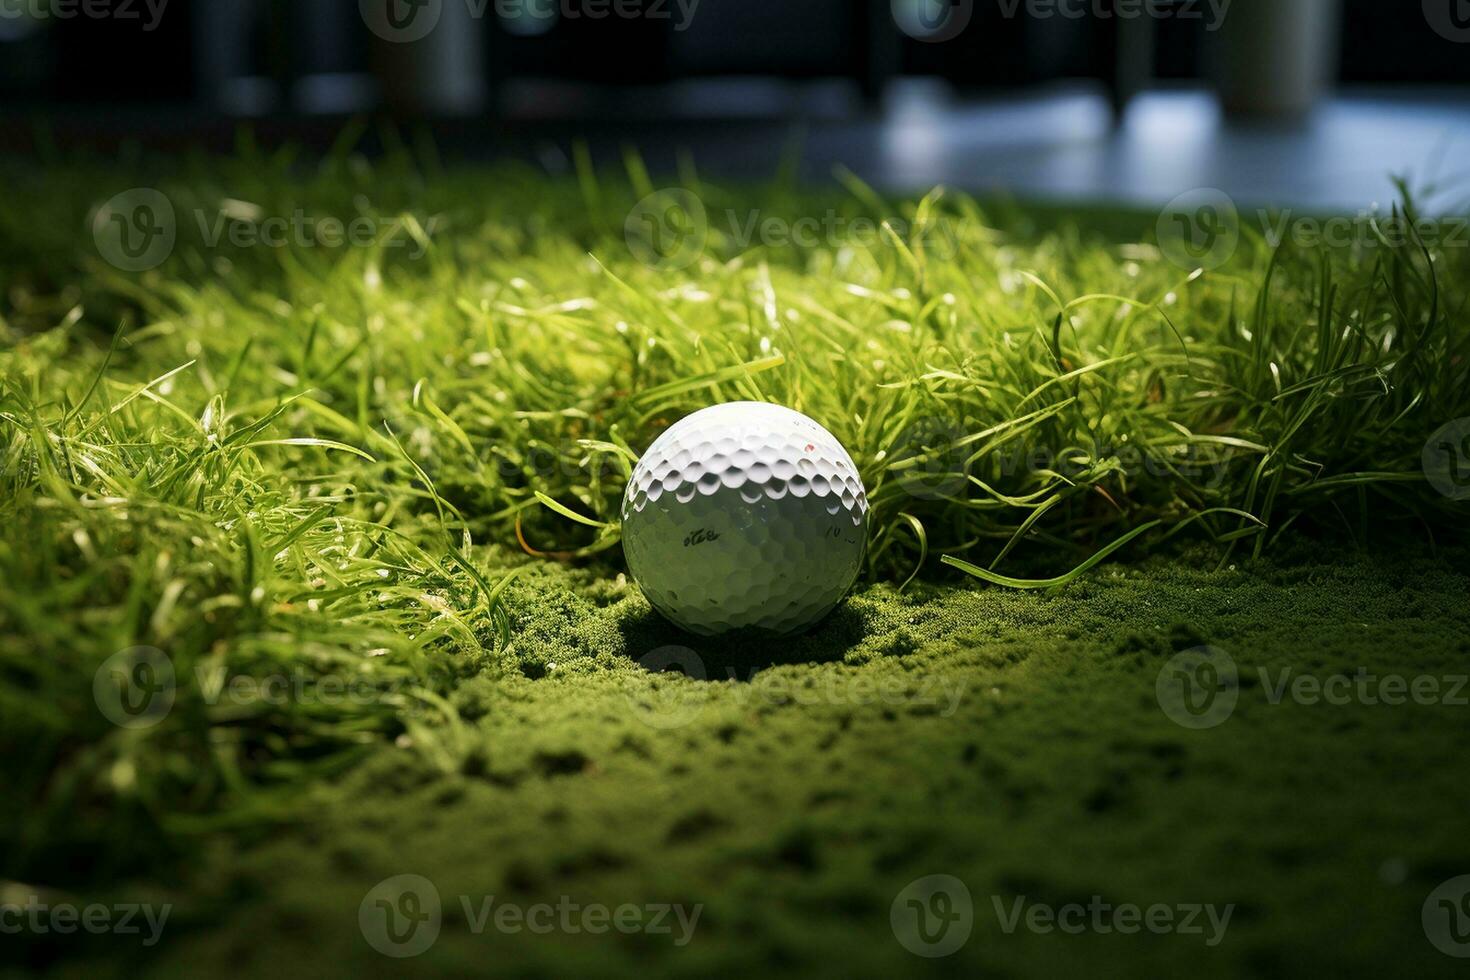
[2, 143, 1469, 976]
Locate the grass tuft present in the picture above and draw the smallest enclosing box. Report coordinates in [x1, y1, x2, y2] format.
[1, 145, 1467, 883]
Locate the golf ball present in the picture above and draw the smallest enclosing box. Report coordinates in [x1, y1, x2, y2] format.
[621, 402, 868, 635]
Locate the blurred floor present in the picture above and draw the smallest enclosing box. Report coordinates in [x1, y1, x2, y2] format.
[547, 81, 1470, 212]
[10, 82, 1470, 212]
[860, 83, 1470, 211]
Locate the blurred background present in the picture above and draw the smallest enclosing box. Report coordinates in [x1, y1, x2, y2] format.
[2, 0, 1468, 208]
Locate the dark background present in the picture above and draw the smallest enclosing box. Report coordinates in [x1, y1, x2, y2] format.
[2, 1, 1467, 208]
[3, 2, 1465, 119]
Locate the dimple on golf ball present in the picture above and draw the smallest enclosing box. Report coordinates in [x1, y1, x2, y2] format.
[621, 402, 869, 636]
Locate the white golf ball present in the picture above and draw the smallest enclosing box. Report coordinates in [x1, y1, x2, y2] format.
[621, 402, 869, 635]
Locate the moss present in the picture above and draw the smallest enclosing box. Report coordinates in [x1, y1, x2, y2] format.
[4, 156, 1467, 976]
[22, 544, 1466, 978]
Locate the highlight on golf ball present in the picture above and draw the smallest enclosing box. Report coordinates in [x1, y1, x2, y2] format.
[620, 402, 869, 636]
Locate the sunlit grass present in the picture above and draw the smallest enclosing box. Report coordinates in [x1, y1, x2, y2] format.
[1, 142, 1467, 877]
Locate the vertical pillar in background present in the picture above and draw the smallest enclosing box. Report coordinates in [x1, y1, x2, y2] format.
[1111, 14, 1157, 121]
[1209, 0, 1341, 117]
[862, 0, 904, 107]
[368, 1, 489, 117]
[289, 0, 378, 115]
[1095, 3, 1160, 124]
[192, 0, 279, 115]
[0, 7, 53, 94]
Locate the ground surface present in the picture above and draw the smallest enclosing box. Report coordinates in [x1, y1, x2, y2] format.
[15, 544, 1470, 978]
[2, 153, 1468, 977]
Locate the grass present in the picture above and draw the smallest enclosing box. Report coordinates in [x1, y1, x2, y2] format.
[1, 140, 1469, 975]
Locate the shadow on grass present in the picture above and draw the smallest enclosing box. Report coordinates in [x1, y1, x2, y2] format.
[617, 601, 870, 681]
